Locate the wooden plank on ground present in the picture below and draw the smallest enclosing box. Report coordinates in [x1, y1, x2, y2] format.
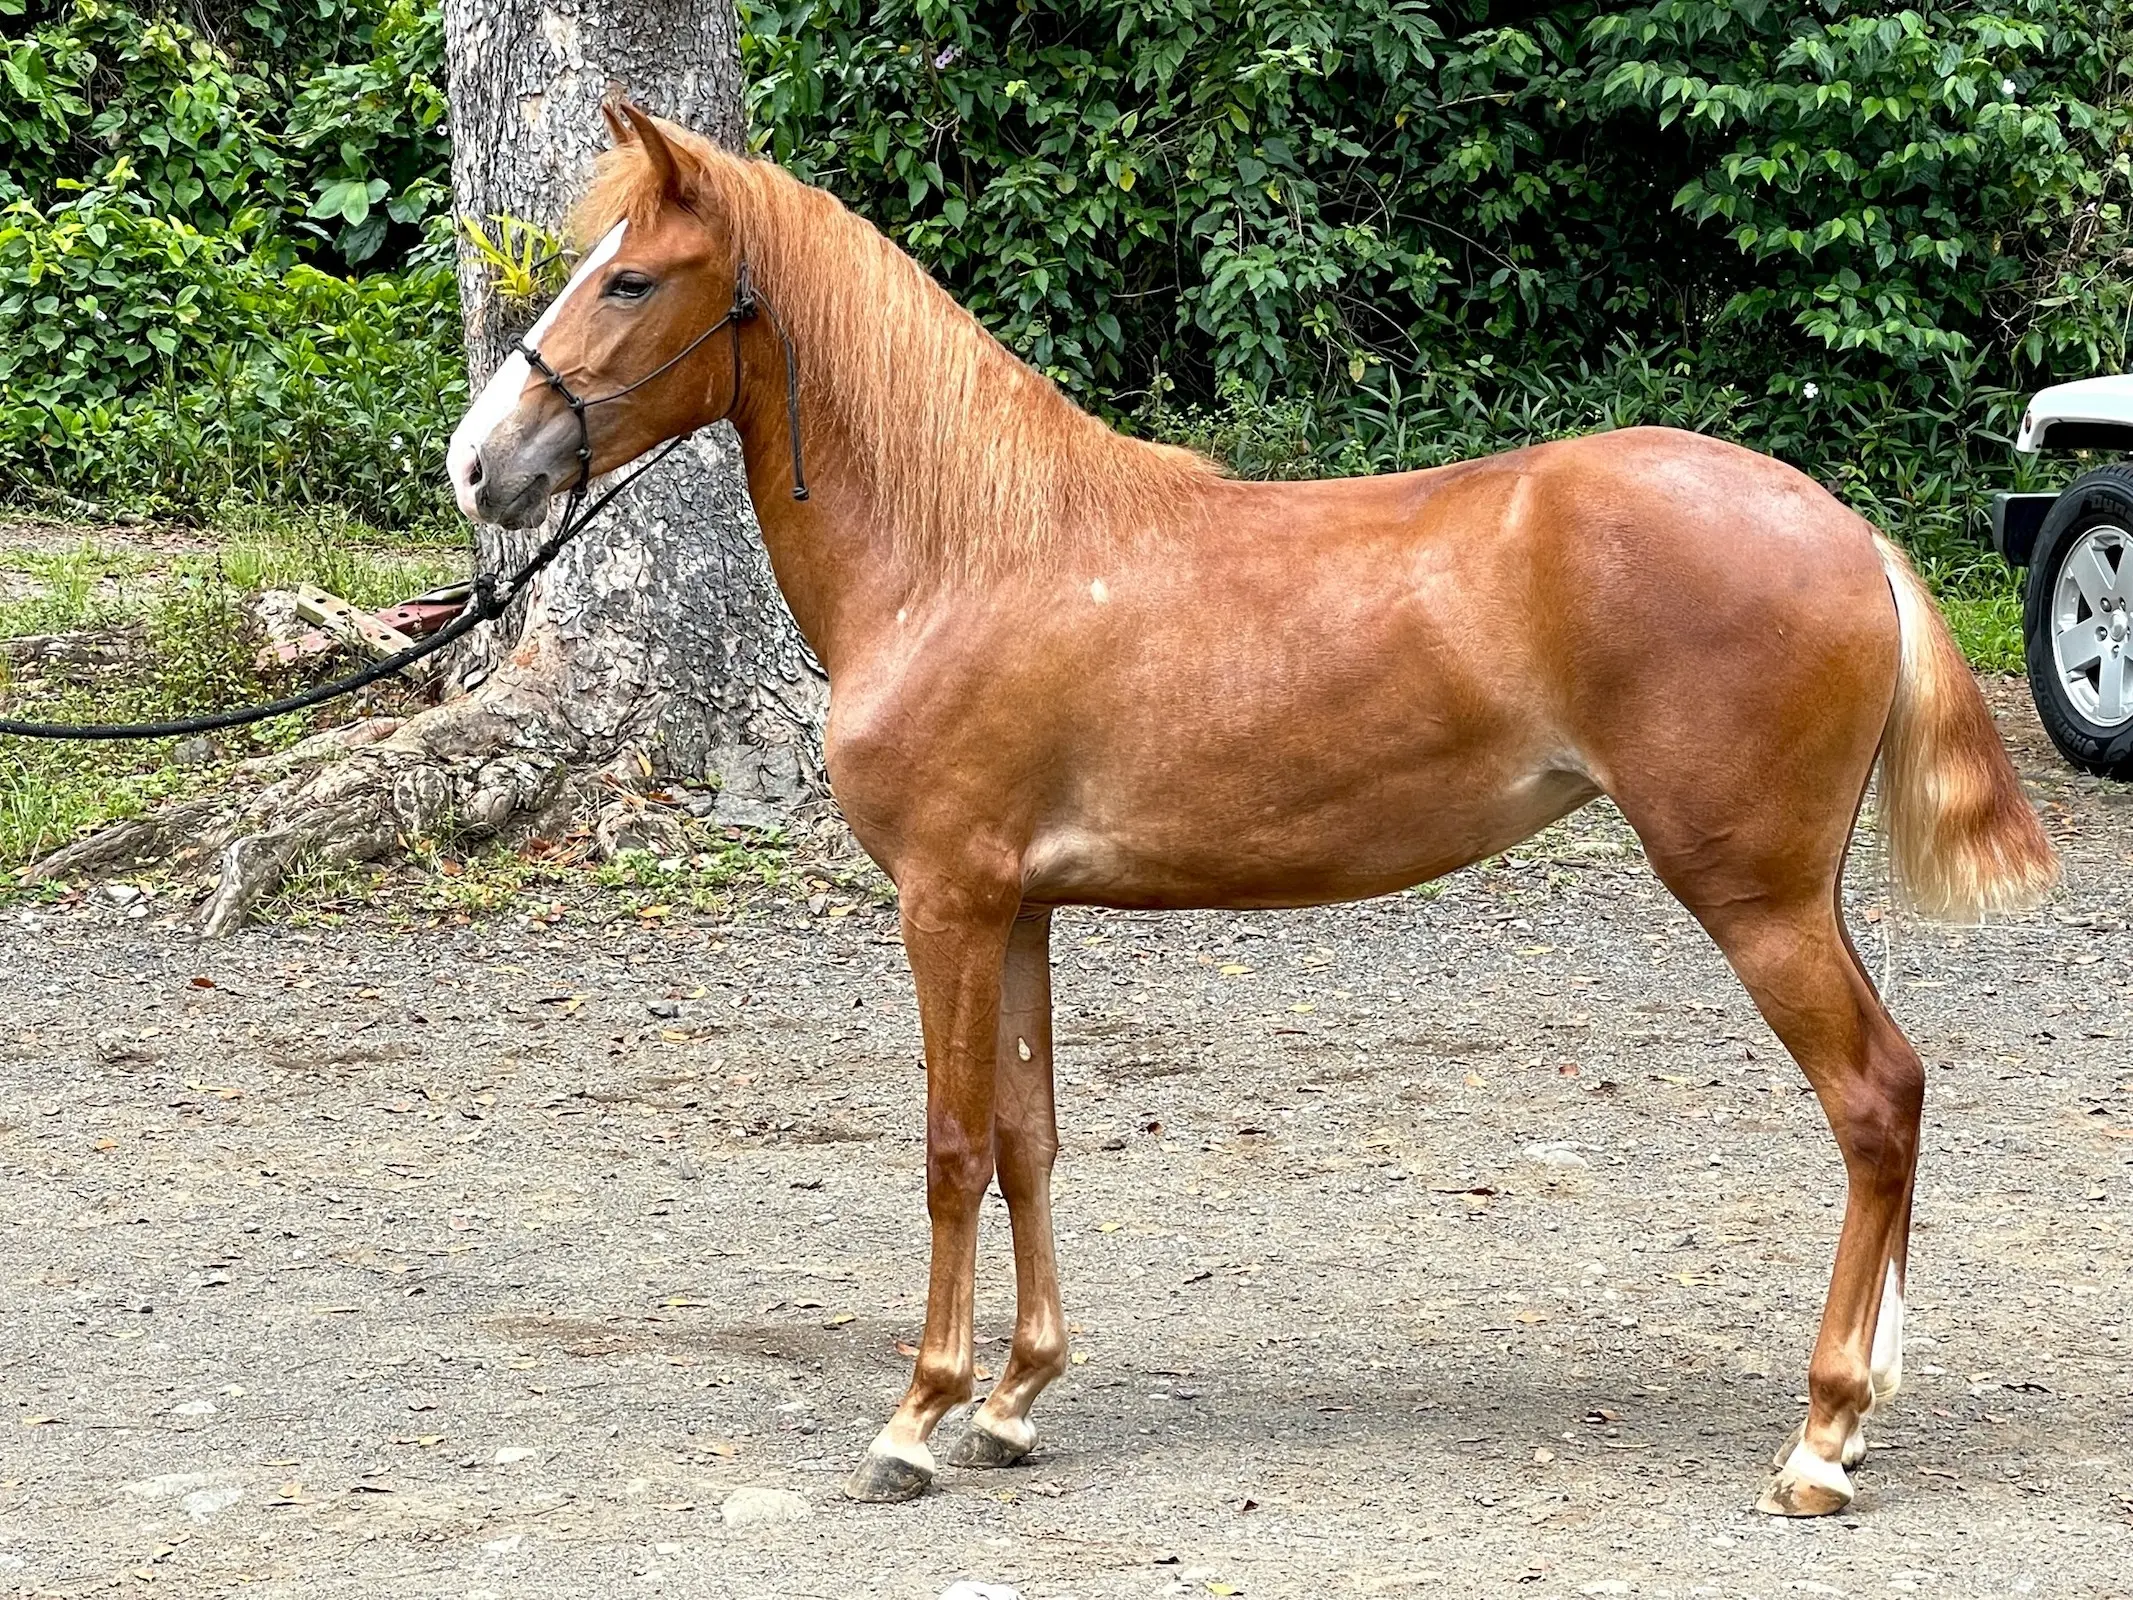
[293, 584, 418, 661]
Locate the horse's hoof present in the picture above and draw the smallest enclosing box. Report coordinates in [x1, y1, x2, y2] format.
[842, 1445, 935, 1503]
[1771, 1420, 1804, 1470]
[1756, 1440, 1855, 1518]
[946, 1415, 1034, 1470]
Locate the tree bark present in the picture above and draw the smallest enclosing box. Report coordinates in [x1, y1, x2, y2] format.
[26, 0, 827, 931]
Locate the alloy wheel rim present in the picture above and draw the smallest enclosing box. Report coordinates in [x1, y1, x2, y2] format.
[2050, 522, 2133, 728]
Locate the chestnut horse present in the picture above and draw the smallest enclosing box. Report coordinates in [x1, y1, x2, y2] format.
[448, 104, 2058, 1517]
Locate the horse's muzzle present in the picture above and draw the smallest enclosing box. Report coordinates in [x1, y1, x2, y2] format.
[467, 451, 554, 529]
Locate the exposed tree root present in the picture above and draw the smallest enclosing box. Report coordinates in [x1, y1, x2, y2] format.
[25, 661, 819, 935]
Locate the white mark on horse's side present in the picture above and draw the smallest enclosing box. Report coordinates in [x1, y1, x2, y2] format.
[447, 221, 628, 516]
[1089, 578, 1109, 605]
[1017, 1037, 1032, 1062]
[1869, 1260, 1904, 1399]
[896, 607, 908, 625]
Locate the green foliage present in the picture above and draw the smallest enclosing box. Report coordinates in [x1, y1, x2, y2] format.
[1, 0, 288, 227]
[1594, 0, 2133, 371]
[0, 184, 466, 523]
[3, 0, 451, 266]
[746, 0, 2130, 402]
[284, 0, 450, 265]
[0, 0, 462, 524]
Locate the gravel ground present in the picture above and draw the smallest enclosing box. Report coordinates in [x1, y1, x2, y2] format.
[3, 679, 2129, 1600]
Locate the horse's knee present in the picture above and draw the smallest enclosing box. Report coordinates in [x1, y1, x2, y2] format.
[1011, 1310, 1069, 1383]
[1806, 1345, 1875, 1424]
[914, 1346, 976, 1405]
[994, 1128, 1059, 1199]
[925, 1132, 994, 1215]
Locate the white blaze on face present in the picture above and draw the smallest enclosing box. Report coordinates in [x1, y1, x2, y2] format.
[447, 221, 629, 519]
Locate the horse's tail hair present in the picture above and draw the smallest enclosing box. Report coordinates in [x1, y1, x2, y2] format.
[1873, 533, 2058, 920]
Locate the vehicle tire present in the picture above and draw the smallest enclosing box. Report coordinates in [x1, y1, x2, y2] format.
[2023, 462, 2133, 779]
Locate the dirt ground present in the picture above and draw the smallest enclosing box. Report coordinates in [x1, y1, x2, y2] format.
[2, 679, 2129, 1600]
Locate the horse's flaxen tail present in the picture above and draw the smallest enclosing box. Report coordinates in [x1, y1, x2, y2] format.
[1873, 534, 2059, 920]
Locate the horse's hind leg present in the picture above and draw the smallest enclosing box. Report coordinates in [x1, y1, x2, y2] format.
[947, 907, 1068, 1469]
[1645, 862, 1922, 1516]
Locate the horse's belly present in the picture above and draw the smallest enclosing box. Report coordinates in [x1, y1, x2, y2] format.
[1019, 762, 1596, 910]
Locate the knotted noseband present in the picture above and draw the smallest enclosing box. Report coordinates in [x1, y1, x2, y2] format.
[515, 256, 810, 515]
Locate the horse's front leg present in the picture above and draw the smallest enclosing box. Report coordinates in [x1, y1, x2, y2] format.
[948, 906, 1067, 1468]
[844, 879, 1017, 1502]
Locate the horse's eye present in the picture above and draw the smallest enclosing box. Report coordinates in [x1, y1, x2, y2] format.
[606, 272, 656, 300]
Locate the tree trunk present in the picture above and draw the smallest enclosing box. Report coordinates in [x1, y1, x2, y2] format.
[441, 0, 824, 810]
[26, 0, 827, 931]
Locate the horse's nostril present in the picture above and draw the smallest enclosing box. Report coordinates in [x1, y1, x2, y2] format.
[466, 453, 485, 487]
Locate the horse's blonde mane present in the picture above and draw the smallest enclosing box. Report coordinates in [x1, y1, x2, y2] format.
[574, 120, 1219, 581]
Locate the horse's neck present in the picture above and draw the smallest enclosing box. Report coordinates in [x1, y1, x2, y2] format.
[731, 390, 914, 674]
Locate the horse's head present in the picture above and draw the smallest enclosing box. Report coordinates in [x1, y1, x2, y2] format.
[448, 103, 742, 528]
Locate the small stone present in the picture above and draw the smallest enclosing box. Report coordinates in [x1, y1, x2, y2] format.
[1523, 1141, 1588, 1168]
[481, 1533, 524, 1555]
[104, 883, 143, 906]
[648, 1001, 680, 1019]
[712, 792, 784, 832]
[719, 1486, 810, 1528]
[494, 1447, 538, 1465]
[173, 737, 217, 767]
[182, 1486, 243, 1522]
[121, 1472, 219, 1501]
[171, 1399, 215, 1416]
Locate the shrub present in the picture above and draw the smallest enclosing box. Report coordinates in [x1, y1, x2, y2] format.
[744, 0, 2131, 400]
[0, 184, 465, 525]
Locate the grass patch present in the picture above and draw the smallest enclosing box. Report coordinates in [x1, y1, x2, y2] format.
[263, 833, 808, 929]
[0, 540, 154, 637]
[0, 503, 456, 870]
[1937, 588, 2025, 675]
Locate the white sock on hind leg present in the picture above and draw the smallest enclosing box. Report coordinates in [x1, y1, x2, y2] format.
[1869, 1260, 1904, 1401]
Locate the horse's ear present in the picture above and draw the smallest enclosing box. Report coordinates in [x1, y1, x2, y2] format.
[619, 101, 688, 203]
[601, 99, 634, 147]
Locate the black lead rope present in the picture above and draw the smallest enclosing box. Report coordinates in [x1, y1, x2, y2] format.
[0, 258, 806, 743]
